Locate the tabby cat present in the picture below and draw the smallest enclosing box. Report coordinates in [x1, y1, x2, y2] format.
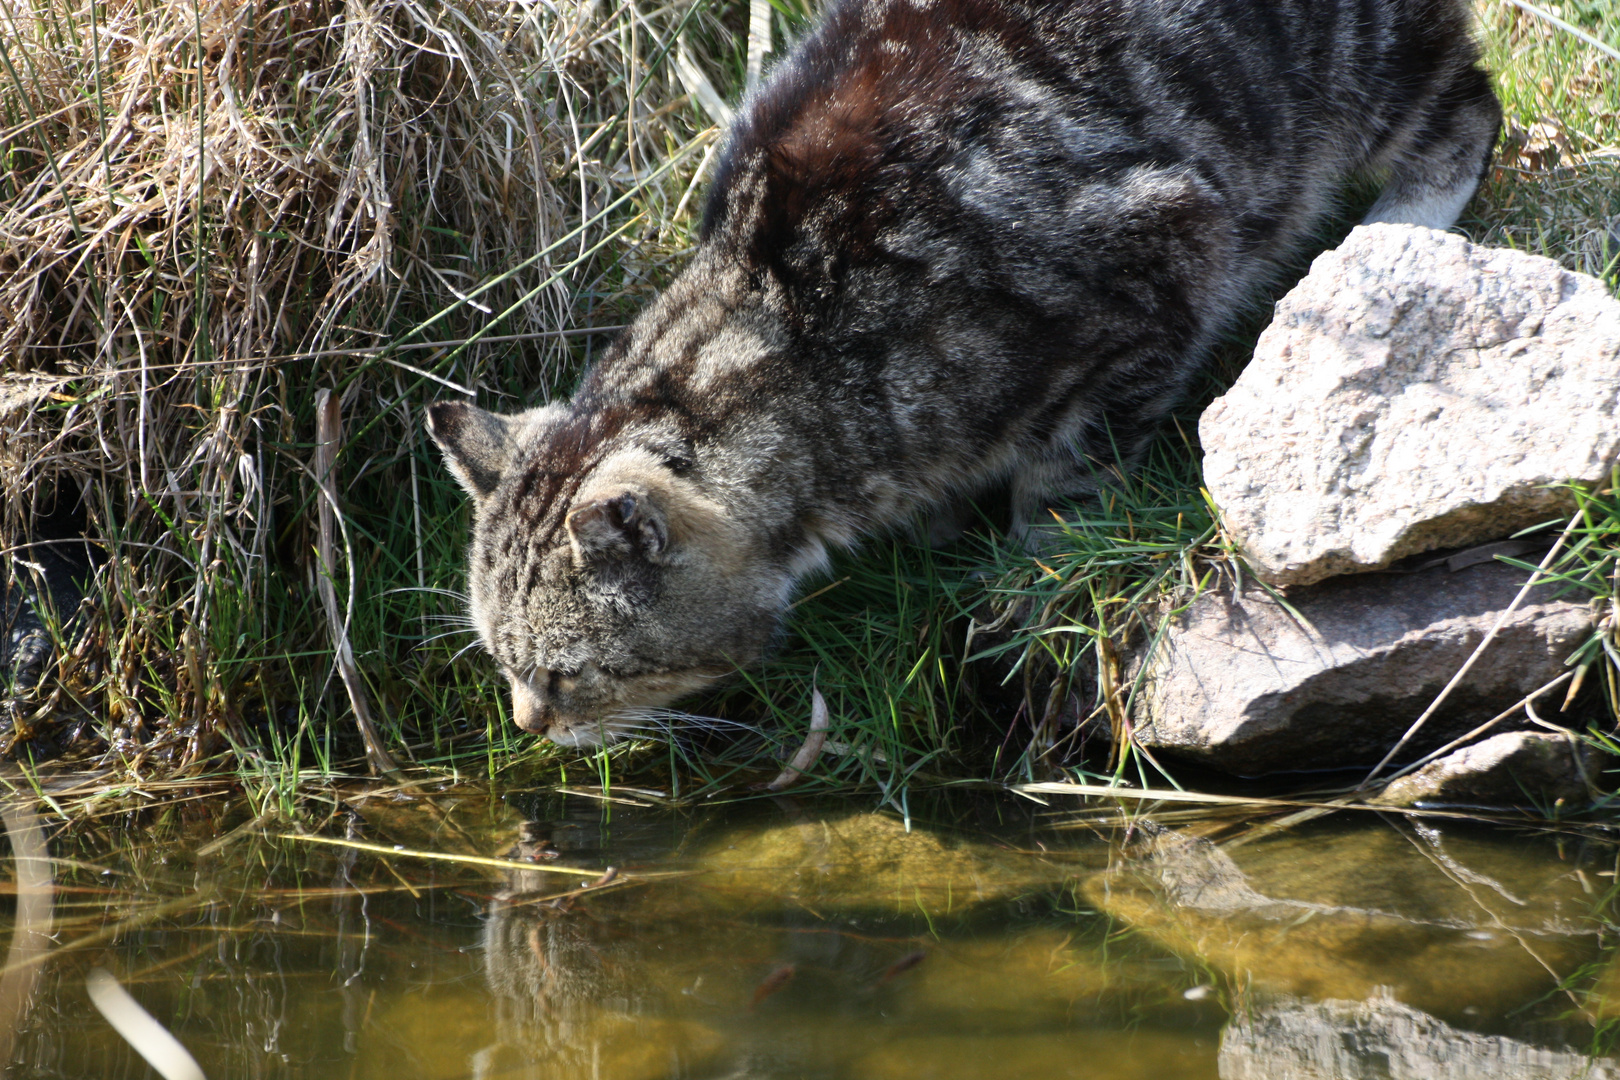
[428, 0, 1500, 745]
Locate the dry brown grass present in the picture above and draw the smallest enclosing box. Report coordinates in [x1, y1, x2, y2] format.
[0, 0, 741, 770]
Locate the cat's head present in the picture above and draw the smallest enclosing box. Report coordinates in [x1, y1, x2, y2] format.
[426, 400, 788, 745]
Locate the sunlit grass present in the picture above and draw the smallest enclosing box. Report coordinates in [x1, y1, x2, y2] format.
[0, 0, 746, 791]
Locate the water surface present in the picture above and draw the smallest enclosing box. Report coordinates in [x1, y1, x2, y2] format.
[3, 789, 1618, 1078]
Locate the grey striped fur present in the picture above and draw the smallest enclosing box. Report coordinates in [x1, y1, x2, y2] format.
[428, 0, 1500, 744]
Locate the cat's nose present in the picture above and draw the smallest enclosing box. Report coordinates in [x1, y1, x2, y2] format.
[510, 679, 551, 733]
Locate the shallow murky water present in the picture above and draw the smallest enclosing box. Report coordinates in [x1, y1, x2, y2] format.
[4, 788, 1620, 1078]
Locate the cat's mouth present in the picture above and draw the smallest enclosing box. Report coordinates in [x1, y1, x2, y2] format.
[510, 700, 627, 745]
[534, 716, 629, 748]
[523, 709, 679, 747]
[511, 666, 730, 745]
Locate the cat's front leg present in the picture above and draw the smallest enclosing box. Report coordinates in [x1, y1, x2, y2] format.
[1006, 454, 1106, 554]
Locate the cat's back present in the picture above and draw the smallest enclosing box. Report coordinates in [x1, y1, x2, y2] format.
[430, 0, 1497, 745]
[574, 0, 1494, 534]
[701, 0, 1483, 273]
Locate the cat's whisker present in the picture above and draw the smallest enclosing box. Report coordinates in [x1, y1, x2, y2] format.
[419, 627, 478, 646]
[586, 708, 769, 761]
[629, 708, 762, 736]
[418, 610, 476, 623]
[417, 613, 478, 630]
[383, 585, 471, 603]
[450, 640, 487, 664]
[602, 718, 671, 743]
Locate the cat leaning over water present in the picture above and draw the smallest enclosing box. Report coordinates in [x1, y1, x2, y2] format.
[426, 0, 1501, 745]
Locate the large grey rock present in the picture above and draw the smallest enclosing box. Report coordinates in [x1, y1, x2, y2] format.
[1220, 994, 1620, 1080]
[1371, 731, 1604, 809]
[1202, 223, 1620, 588]
[1128, 557, 1594, 774]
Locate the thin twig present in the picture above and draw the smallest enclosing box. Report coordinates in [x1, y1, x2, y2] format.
[1500, 0, 1620, 63]
[314, 389, 400, 778]
[279, 832, 621, 878]
[1367, 670, 1575, 789]
[0, 801, 52, 1066]
[1362, 513, 1581, 784]
[87, 969, 207, 1080]
[1018, 782, 1521, 823]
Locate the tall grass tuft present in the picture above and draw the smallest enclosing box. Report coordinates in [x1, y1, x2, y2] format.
[0, 0, 743, 772]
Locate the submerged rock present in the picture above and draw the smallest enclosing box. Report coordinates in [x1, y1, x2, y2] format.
[1127, 557, 1594, 774]
[902, 928, 1182, 1023]
[854, 1030, 1219, 1080]
[1083, 821, 1601, 1019]
[1219, 993, 1620, 1080]
[1371, 731, 1605, 809]
[1202, 223, 1620, 588]
[693, 812, 1073, 914]
[359, 990, 726, 1080]
[462, 816, 1192, 1078]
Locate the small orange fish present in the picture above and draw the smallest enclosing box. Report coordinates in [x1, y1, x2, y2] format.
[749, 964, 798, 1011]
[873, 949, 927, 988]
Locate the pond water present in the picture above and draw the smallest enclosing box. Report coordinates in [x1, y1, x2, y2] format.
[3, 788, 1620, 1079]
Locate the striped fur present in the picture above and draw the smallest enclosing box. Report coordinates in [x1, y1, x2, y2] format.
[428, 0, 1500, 745]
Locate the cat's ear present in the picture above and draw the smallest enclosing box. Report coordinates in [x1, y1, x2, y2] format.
[425, 401, 563, 501]
[567, 491, 669, 565]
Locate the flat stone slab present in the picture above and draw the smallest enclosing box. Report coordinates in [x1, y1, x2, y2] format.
[1371, 731, 1603, 809]
[1128, 557, 1594, 775]
[1202, 223, 1620, 587]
